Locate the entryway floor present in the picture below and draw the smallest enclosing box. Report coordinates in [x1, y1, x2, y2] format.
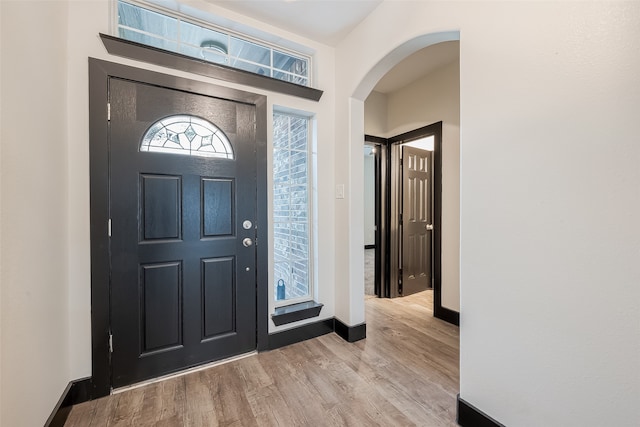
[65, 290, 459, 426]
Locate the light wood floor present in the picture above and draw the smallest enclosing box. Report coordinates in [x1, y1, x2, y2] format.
[65, 291, 459, 426]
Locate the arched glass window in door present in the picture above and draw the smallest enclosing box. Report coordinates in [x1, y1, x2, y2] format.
[140, 115, 234, 159]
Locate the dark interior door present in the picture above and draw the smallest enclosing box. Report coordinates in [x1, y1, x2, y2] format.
[401, 145, 432, 296]
[109, 77, 257, 388]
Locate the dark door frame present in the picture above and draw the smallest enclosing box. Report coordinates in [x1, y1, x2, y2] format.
[366, 121, 459, 326]
[364, 136, 387, 298]
[88, 58, 269, 398]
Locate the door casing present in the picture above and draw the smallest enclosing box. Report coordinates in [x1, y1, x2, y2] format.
[88, 58, 269, 398]
[366, 122, 458, 325]
[389, 124, 440, 300]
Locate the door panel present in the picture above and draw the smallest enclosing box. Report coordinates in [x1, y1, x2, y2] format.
[141, 174, 182, 240]
[109, 77, 257, 388]
[402, 146, 432, 296]
[140, 262, 182, 353]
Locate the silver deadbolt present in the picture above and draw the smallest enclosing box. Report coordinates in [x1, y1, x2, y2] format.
[242, 238, 253, 247]
[242, 220, 253, 230]
[426, 224, 434, 230]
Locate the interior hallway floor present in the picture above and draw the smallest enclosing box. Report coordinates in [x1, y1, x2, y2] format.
[365, 248, 375, 296]
[65, 290, 459, 426]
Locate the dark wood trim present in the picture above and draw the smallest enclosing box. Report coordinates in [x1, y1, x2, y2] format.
[388, 124, 440, 143]
[89, 58, 112, 399]
[365, 134, 389, 298]
[99, 33, 323, 102]
[268, 318, 335, 350]
[271, 301, 324, 326]
[457, 395, 505, 427]
[335, 319, 367, 342]
[47, 319, 364, 417]
[364, 134, 388, 144]
[383, 139, 392, 298]
[89, 58, 269, 394]
[435, 305, 460, 326]
[255, 94, 270, 352]
[44, 378, 92, 427]
[386, 122, 459, 326]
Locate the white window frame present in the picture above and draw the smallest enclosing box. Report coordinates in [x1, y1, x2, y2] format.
[272, 108, 315, 308]
[111, 0, 313, 87]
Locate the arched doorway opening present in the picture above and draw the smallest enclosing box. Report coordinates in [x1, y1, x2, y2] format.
[346, 31, 461, 327]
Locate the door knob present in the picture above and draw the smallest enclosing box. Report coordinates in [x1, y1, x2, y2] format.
[426, 224, 433, 230]
[242, 238, 253, 247]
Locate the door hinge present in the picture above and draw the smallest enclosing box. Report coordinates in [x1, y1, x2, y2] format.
[109, 333, 113, 353]
[399, 213, 403, 226]
[108, 219, 112, 237]
[107, 103, 111, 121]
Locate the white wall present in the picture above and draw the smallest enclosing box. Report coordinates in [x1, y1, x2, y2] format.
[64, 0, 338, 377]
[337, 1, 640, 426]
[3, 1, 639, 425]
[364, 90, 387, 136]
[0, 0, 337, 424]
[364, 57, 461, 311]
[1, 2, 71, 426]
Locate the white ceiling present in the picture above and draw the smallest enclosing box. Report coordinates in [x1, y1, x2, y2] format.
[204, 0, 458, 95]
[206, 0, 383, 47]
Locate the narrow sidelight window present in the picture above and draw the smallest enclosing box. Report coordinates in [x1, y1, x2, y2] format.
[273, 111, 312, 304]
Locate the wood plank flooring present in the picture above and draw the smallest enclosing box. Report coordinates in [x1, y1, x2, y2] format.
[65, 291, 459, 426]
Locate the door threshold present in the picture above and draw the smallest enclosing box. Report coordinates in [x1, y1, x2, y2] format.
[112, 350, 258, 394]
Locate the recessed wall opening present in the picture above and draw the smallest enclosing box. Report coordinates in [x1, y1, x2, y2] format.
[359, 35, 460, 326]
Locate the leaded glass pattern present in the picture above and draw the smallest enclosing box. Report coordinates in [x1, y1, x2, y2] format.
[141, 115, 234, 159]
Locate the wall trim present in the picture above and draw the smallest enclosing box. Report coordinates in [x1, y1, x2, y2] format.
[269, 317, 367, 349]
[44, 378, 92, 427]
[435, 305, 460, 326]
[457, 395, 505, 427]
[335, 319, 367, 342]
[46, 319, 365, 417]
[99, 34, 323, 102]
[271, 300, 324, 326]
[268, 318, 335, 350]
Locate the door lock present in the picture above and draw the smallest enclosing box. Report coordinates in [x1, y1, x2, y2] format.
[242, 238, 253, 247]
[426, 224, 433, 230]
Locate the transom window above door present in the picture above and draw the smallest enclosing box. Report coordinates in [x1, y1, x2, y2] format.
[140, 114, 234, 159]
[115, 0, 311, 87]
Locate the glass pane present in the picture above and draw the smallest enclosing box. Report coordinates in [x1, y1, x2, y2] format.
[118, 28, 177, 52]
[229, 60, 269, 76]
[273, 149, 291, 183]
[272, 112, 311, 303]
[179, 21, 228, 61]
[274, 262, 291, 301]
[291, 260, 309, 299]
[273, 70, 308, 86]
[273, 50, 308, 78]
[141, 115, 234, 159]
[230, 37, 270, 66]
[179, 44, 227, 65]
[118, 1, 178, 41]
[116, 1, 311, 87]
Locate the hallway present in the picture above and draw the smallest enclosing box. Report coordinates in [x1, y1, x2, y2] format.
[65, 291, 459, 426]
